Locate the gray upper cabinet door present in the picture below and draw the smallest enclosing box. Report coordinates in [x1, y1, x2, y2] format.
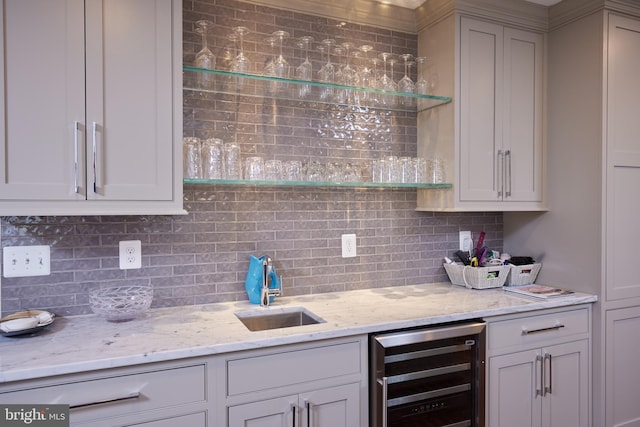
[459, 17, 543, 205]
[0, 0, 86, 201]
[0, 0, 183, 215]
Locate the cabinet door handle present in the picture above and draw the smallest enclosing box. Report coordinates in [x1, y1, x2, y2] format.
[497, 150, 504, 199]
[304, 399, 312, 427]
[378, 376, 388, 427]
[505, 149, 512, 197]
[521, 324, 565, 335]
[92, 122, 98, 194]
[69, 391, 140, 410]
[535, 354, 543, 397]
[291, 403, 297, 427]
[544, 353, 552, 395]
[73, 121, 80, 194]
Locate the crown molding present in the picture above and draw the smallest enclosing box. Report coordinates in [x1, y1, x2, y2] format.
[549, 0, 640, 29]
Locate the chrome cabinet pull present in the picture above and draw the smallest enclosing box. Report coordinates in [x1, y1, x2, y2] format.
[73, 121, 80, 194]
[69, 391, 140, 410]
[378, 376, 388, 427]
[535, 354, 543, 397]
[497, 150, 504, 199]
[544, 353, 552, 395]
[291, 403, 297, 427]
[521, 324, 565, 335]
[304, 399, 312, 427]
[92, 122, 98, 194]
[505, 149, 512, 197]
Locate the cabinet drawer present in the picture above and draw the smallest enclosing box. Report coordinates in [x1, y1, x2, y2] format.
[1, 364, 206, 423]
[227, 340, 362, 396]
[488, 308, 589, 351]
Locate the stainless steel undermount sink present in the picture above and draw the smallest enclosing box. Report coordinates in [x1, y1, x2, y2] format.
[235, 307, 325, 331]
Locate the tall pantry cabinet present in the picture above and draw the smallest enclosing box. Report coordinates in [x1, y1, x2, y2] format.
[504, 1, 640, 426]
[0, 0, 184, 215]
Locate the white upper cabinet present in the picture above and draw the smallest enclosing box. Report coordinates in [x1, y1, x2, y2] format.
[0, 0, 184, 215]
[417, 4, 546, 211]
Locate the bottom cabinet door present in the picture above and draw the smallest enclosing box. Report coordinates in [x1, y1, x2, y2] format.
[489, 349, 542, 427]
[542, 340, 589, 427]
[131, 412, 207, 426]
[300, 383, 361, 427]
[228, 395, 297, 427]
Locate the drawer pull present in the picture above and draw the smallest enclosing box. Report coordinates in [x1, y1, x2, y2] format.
[69, 391, 140, 410]
[521, 324, 565, 335]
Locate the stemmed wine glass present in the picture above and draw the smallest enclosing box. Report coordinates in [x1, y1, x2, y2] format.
[341, 42, 360, 104]
[271, 30, 290, 93]
[398, 54, 416, 107]
[318, 39, 336, 100]
[194, 20, 215, 88]
[358, 45, 375, 105]
[415, 56, 430, 109]
[230, 26, 251, 90]
[296, 36, 314, 98]
[378, 52, 397, 107]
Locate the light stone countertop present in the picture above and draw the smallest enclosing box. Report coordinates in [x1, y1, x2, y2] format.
[0, 282, 596, 384]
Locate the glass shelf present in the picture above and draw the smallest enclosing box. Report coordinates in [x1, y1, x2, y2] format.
[183, 66, 452, 113]
[183, 178, 452, 189]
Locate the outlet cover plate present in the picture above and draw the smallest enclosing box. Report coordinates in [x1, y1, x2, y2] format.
[3, 245, 51, 277]
[459, 231, 472, 251]
[119, 240, 142, 270]
[341, 234, 357, 258]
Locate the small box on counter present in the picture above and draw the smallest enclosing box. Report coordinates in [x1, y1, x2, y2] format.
[505, 263, 542, 286]
[444, 263, 511, 289]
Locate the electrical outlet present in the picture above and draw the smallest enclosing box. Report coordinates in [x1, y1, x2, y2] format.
[119, 240, 141, 270]
[3, 245, 51, 277]
[459, 231, 472, 252]
[341, 234, 357, 258]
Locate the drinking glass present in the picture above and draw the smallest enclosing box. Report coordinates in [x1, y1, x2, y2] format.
[201, 138, 224, 179]
[398, 54, 416, 108]
[183, 137, 202, 179]
[295, 36, 314, 98]
[399, 156, 413, 183]
[333, 46, 346, 104]
[263, 36, 278, 94]
[264, 159, 283, 181]
[224, 143, 242, 179]
[285, 160, 302, 181]
[428, 158, 446, 183]
[245, 156, 265, 180]
[194, 20, 215, 88]
[357, 45, 375, 105]
[415, 57, 430, 110]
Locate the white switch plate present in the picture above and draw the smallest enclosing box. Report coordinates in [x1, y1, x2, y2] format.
[341, 234, 357, 258]
[3, 245, 51, 277]
[119, 240, 142, 270]
[459, 231, 472, 251]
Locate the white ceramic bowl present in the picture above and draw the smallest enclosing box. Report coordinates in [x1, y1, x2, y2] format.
[89, 285, 153, 322]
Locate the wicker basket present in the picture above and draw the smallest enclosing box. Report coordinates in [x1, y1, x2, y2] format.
[444, 263, 511, 289]
[505, 263, 542, 286]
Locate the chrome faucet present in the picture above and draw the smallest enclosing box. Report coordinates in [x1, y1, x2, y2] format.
[260, 256, 282, 307]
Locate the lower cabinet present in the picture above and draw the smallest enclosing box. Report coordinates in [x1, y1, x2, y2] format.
[221, 336, 368, 427]
[0, 359, 212, 427]
[485, 306, 591, 427]
[228, 383, 360, 427]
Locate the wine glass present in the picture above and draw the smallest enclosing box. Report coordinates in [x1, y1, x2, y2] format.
[194, 20, 215, 88]
[341, 42, 360, 104]
[296, 36, 314, 98]
[272, 30, 290, 93]
[318, 39, 336, 100]
[358, 45, 375, 105]
[398, 54, 416, 107]
[231, 26, 251, 74]
[415, 56, 430, 109]
[378, 52, 397, 107]
[263, 36, 278, 94]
